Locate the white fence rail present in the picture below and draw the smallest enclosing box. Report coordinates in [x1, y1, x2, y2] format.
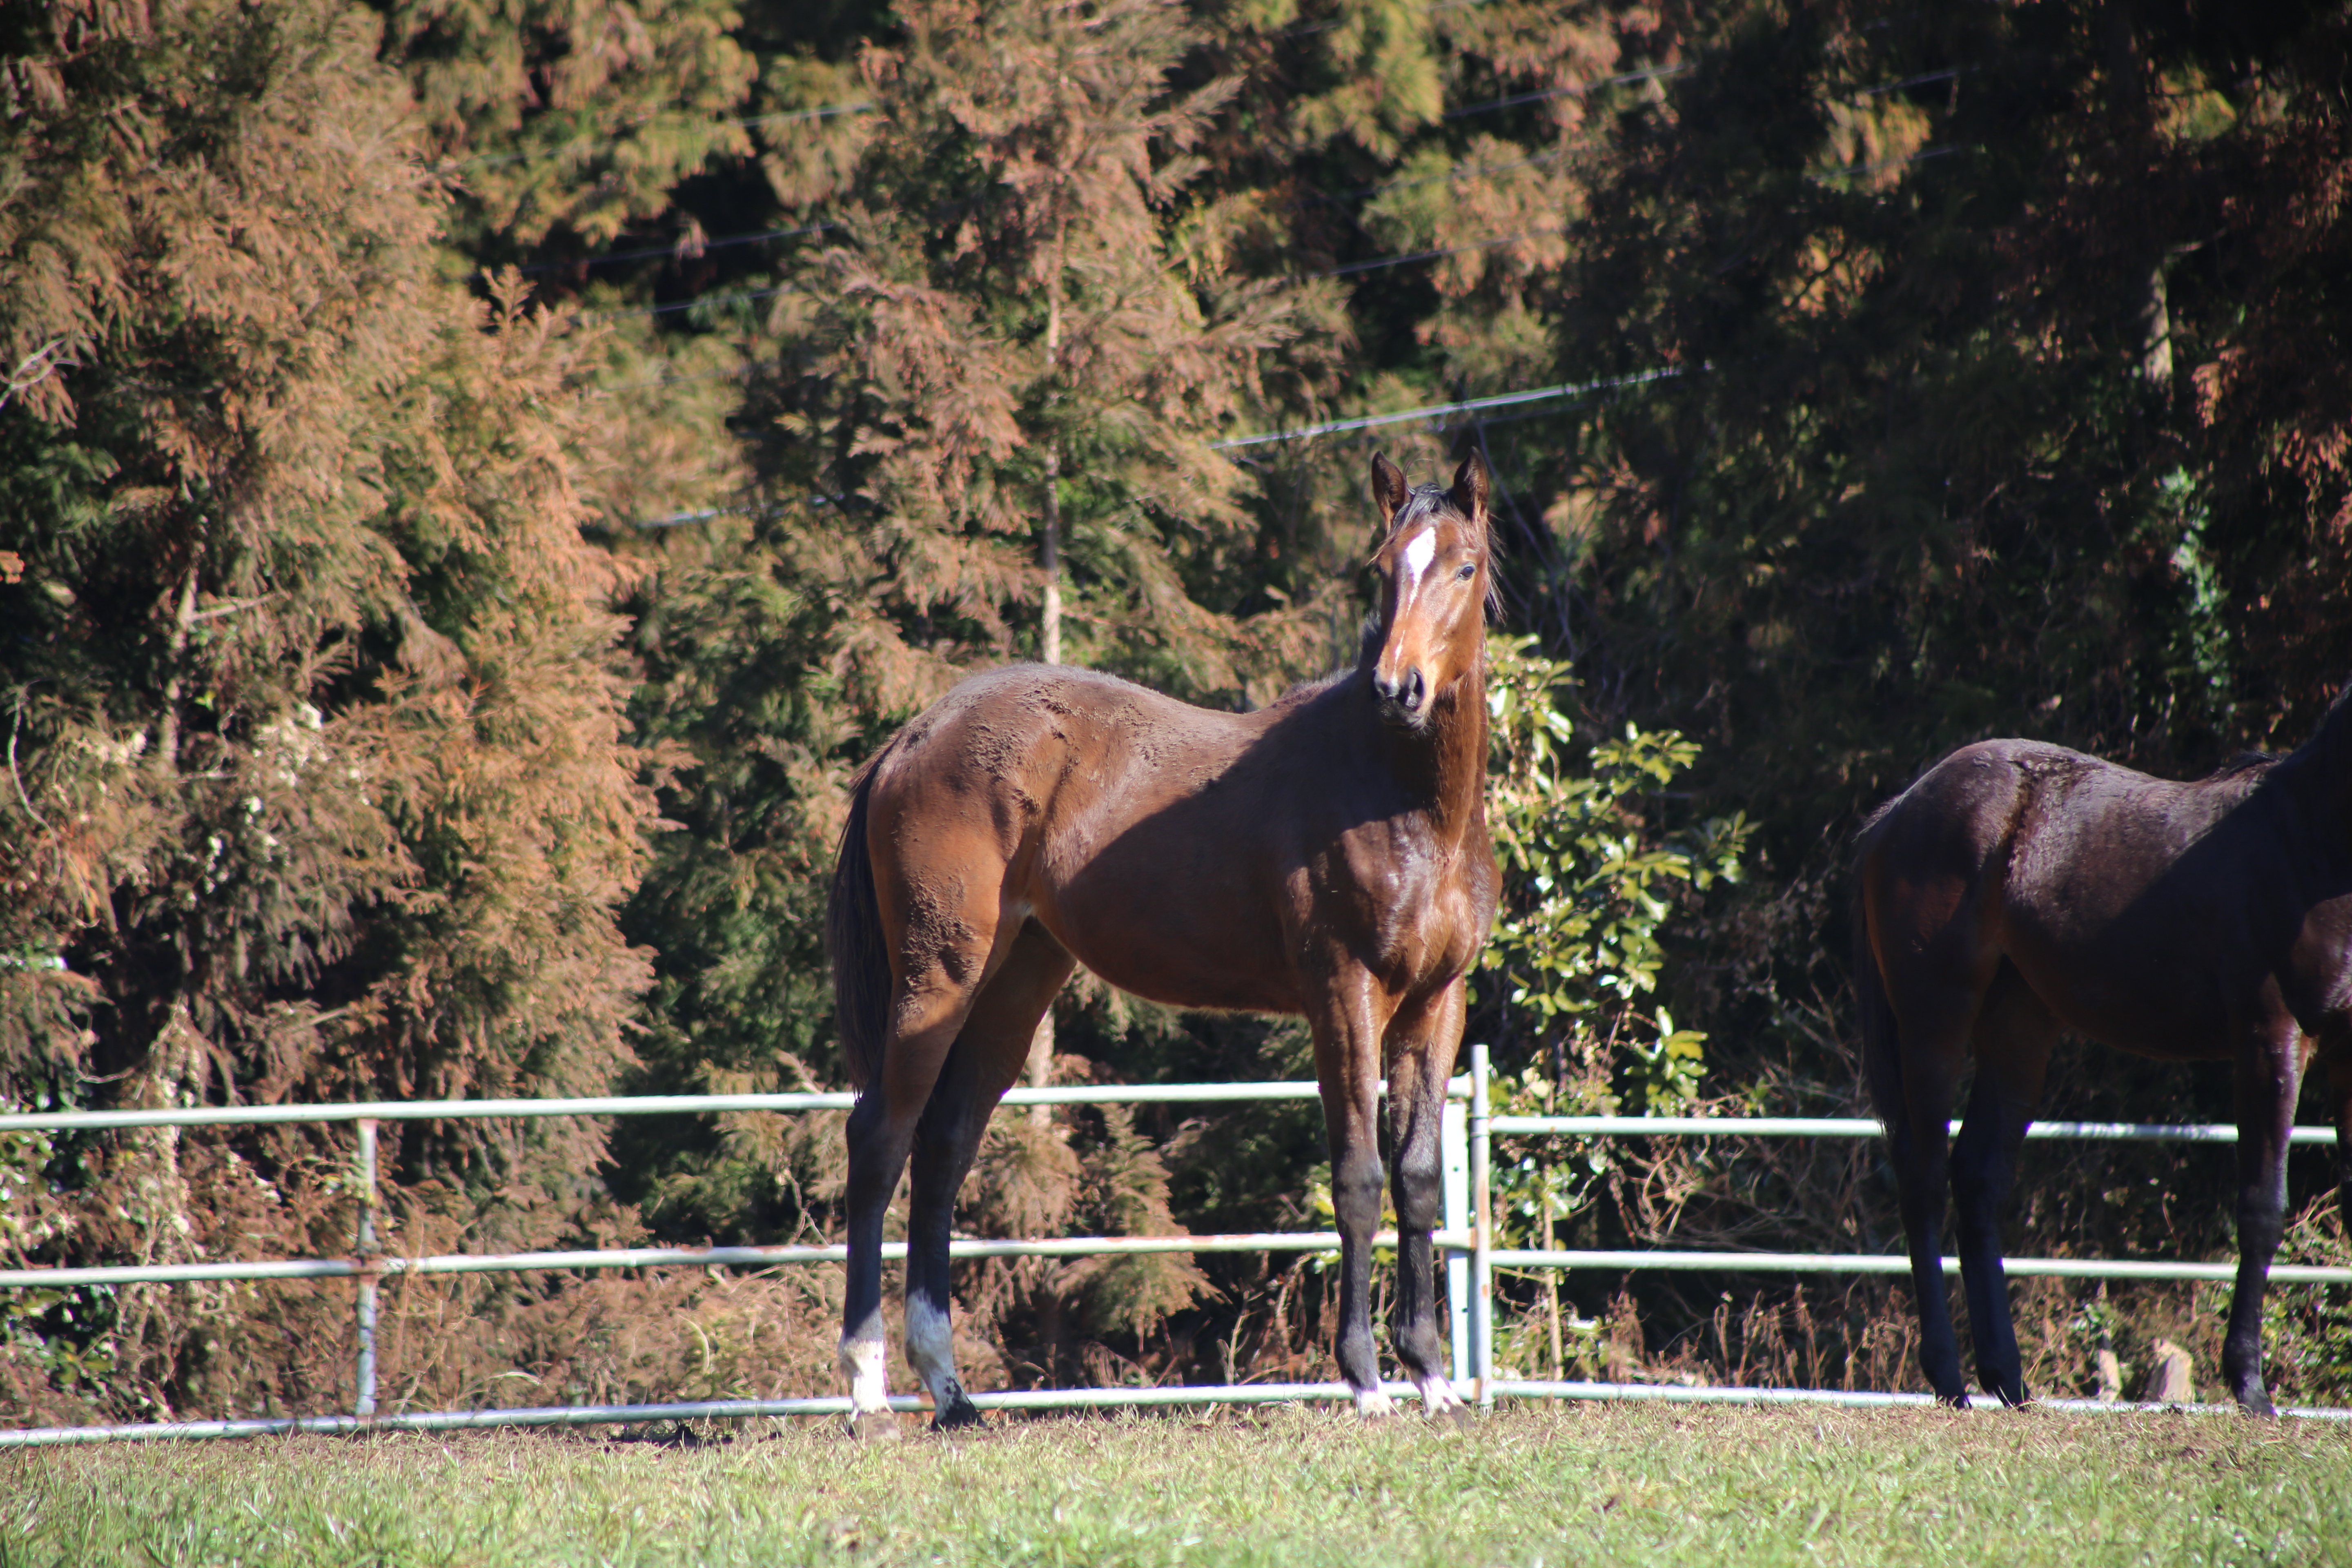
[1, 1044, 2345, 1446]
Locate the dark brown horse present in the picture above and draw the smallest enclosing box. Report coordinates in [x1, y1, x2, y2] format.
[826, 453, 1500, 1435]
[1855, 696, 2352, 1413]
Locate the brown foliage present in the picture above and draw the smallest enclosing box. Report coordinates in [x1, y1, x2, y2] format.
[0, 0, 668, 1421]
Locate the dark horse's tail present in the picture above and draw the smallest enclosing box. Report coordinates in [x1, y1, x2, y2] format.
[828, 757, 892, 1091]
[1852, 810, 1904, 1131]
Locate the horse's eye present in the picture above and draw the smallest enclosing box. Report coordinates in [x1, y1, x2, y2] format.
[1455, 562, 1476, 581]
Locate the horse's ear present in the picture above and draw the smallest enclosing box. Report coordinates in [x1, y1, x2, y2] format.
[1371, 452, 1410, 527]
[1448, 451, 1490, 530]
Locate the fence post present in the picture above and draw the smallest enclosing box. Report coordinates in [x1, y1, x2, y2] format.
[1470, 1042, 1492, 1408]
[354, 1118, 379, 1423]
[1442, 1094, 1469, 1383]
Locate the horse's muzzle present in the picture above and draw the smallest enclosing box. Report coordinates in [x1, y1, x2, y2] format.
[1372, 666, 1428, 728]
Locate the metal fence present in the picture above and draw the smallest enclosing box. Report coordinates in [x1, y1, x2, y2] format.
[1, 1044, 2347, 1446]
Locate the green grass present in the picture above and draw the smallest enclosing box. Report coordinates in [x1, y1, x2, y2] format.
[3, 1403, 2350, 1567]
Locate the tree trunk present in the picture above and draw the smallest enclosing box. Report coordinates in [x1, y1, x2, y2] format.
[2139, 256, 2172, 390]
[1030, 207, 1068, 1082]
[1040, 443, 1061, 667]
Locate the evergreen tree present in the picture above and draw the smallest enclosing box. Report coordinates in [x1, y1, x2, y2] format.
[373, 0, 758, 259]
[0, 0, 657, 1417]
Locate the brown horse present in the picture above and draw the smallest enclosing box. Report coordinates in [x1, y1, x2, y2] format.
[1855, 695, 2352, 1413]
[825, 453, 1499, 1436]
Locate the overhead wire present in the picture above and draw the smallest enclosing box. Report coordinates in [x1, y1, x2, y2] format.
[507, 223, 830, 277]
[574, 43, 1963, 522]
[585, 285, 793, 322]
[618, 366, 1691, 526]
[443, 101, 874, 172]
[1210, 367, 1686, 450]
[1342, 143, 1586, 201]
[1444, 63, 1691, 120]
[1313, 227, 1561, 278]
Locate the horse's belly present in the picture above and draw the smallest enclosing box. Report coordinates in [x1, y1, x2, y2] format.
[1051, 912, 1303, 1015]
[1040, 858, 1303, 1016]
[2006, 940, 2243, 1062]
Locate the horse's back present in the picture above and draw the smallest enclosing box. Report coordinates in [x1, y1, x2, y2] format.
[1865, 738, 2256, 869]
[1862, 734, 2301, 1054]
[886, 657, 1269, 783]
[861, 662, 1312, 1010]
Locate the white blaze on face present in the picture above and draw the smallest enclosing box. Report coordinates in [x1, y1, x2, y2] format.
[1400, 526, 1438, 590]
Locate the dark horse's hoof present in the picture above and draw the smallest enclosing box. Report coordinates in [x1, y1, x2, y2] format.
[844, 1409, 902, 1443]
[2238, 1390, 2280, 1419]
[931, 1390, 986, 1432]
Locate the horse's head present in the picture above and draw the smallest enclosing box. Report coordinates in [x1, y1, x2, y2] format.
[1365, 450, 1492, 732]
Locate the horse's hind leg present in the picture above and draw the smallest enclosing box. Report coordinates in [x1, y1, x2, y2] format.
[840, 986, 972, 1439]
[1871, 965, 1981, 1408]
[1951, 962, 2054, 1407]
[1382, 978, 1470, 1426]
[840, 887, 1010, 1438]
[2222, 1011, 2308, 1417]
[902, 920, 1076, 1431]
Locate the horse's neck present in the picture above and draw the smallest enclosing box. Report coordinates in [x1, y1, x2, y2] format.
[1378, 668, 1489, 843]
[2289, 686, 2352, 825]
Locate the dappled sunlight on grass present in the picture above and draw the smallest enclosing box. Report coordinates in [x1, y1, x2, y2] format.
[3, 1403, 2349, 1566]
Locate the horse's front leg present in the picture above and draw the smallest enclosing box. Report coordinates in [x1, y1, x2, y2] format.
[1383, 977, 1471, 1426]
[1309, 972, 1396, 1415]
[2325, 1024, 2352, 1240]
[2224, 1013, 2307, 1416]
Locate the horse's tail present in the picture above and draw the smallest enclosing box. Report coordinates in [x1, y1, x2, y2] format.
[1852, 820, 1904, 1131]
[827, 756, 891, 1092]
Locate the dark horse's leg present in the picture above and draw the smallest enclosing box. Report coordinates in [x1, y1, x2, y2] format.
[902, 921, 1074, 1432]
[841, 925, 1003, 1438]
[1311, 976, 1394, 1413]
[840, 1081, 922, 1440]
[1382, 978, 1470, 1425]
[2326, 1028, 2352, 1239]
[2223, 1013, 2306, 1416]
[1949, 963, 2054, 1407]
[1869, 969, 1978, 1408]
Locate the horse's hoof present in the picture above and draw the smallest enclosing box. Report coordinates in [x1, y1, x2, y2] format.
[1351, 1388, 1398, 1420]
[931, 1392, 985, 1433]
[845, 1409, 902, 1443]
[2238, 1390, 2279, 1419]
[1936, 1391, 1971, 1411]
[1428, 1402, 1477, 1433]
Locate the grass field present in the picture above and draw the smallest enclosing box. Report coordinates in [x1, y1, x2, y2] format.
[3, 1402, 2349, 1567]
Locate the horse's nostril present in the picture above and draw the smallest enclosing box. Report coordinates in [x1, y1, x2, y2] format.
[1372, 667, 1426, 715]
